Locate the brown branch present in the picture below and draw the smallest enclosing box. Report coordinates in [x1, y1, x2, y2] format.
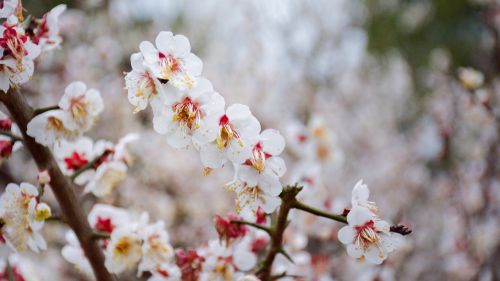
[292, 200, 348, 224]
[0, 90, 116, 281]
[230, 220, 273, 235]
[33, 105, 60, 115]
[257, 185, 302, 281]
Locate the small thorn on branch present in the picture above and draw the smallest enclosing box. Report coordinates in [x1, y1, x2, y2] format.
[278, 247, 294, 264]
[390, 224, 412, 236]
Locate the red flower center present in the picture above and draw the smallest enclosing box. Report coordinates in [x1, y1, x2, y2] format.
[63, 151, 89, 171]
[94, 217, 115, 233]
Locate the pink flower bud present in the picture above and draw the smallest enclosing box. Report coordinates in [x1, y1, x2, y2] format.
[0, 118, 12, 131]
[0, 140, 13, 158]
[214, 213, 248, 245]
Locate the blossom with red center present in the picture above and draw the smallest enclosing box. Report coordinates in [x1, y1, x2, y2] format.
[95, 217, 115, 233]
[176, 249, 205, 281]
[58, 81, 104, 132]
[237, 129, 286, 186]
[0, 21, 28, 62]
[139, 31, 203, 91]
[54, 137, 93, 179]
[228, 129, 286, 214]
[214, 214, 248, 245]
[0, 16, 40, 93]
[149, 263, 181, 281]
[29, 5, 66, 52]
[125, 52, 166, 114]
[138, 221, 175, 277]
[199, 104, 261, 169]
[197, 239, 256, 280]
[63, 151, 88, 171]
[87, 204, 130, 234]
[153, 77, 224, 149]
[337, 181, 403, 264]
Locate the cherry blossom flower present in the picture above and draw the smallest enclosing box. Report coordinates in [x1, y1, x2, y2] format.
[153, 78, 225, 148]
[0, 0, 18, 18]
[137, 221, 175, 276]
[237, 129, 286, 188]
[30, 4, 66, 52]
[199, 243, 239, 281]
[0, 182, 50, 252]
[27, 109, 79, 146]
[176, 249, 205, 281]
[54, 136, 93, 176]
[199, 104, 261, 169]
[140, 31, 203, 90]
[125, 52, 166, 114]
[0, 16, 41, 92]
[87, 204, 131, 234]
[337, 182, 402, 264]
[58, 81, 104, 131]
[105, 226, 143, 274]
[214, 213, 248, 246]
[226, 177, 282, 214]
[61, 231, 94, 279]
[83, 160, 127, 197]
[148, 263, 182, 281]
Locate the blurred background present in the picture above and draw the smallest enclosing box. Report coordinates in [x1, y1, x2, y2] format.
[1, 0, 499, 280]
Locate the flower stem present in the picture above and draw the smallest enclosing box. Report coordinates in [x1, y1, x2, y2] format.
[257, 185, 301, 280]
[0, 130, 23, 142]
[70, 154, 103, 181]
[292, 200, 348, 224]
[230, 220, 273, 235]
[33, 105, 60, 115]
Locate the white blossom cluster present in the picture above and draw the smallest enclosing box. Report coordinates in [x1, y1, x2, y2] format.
[0, 3, 66, 93]
[125, 31, 287, 215]
[0, 182, 51, 252]
[62, 204, 178, 279]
